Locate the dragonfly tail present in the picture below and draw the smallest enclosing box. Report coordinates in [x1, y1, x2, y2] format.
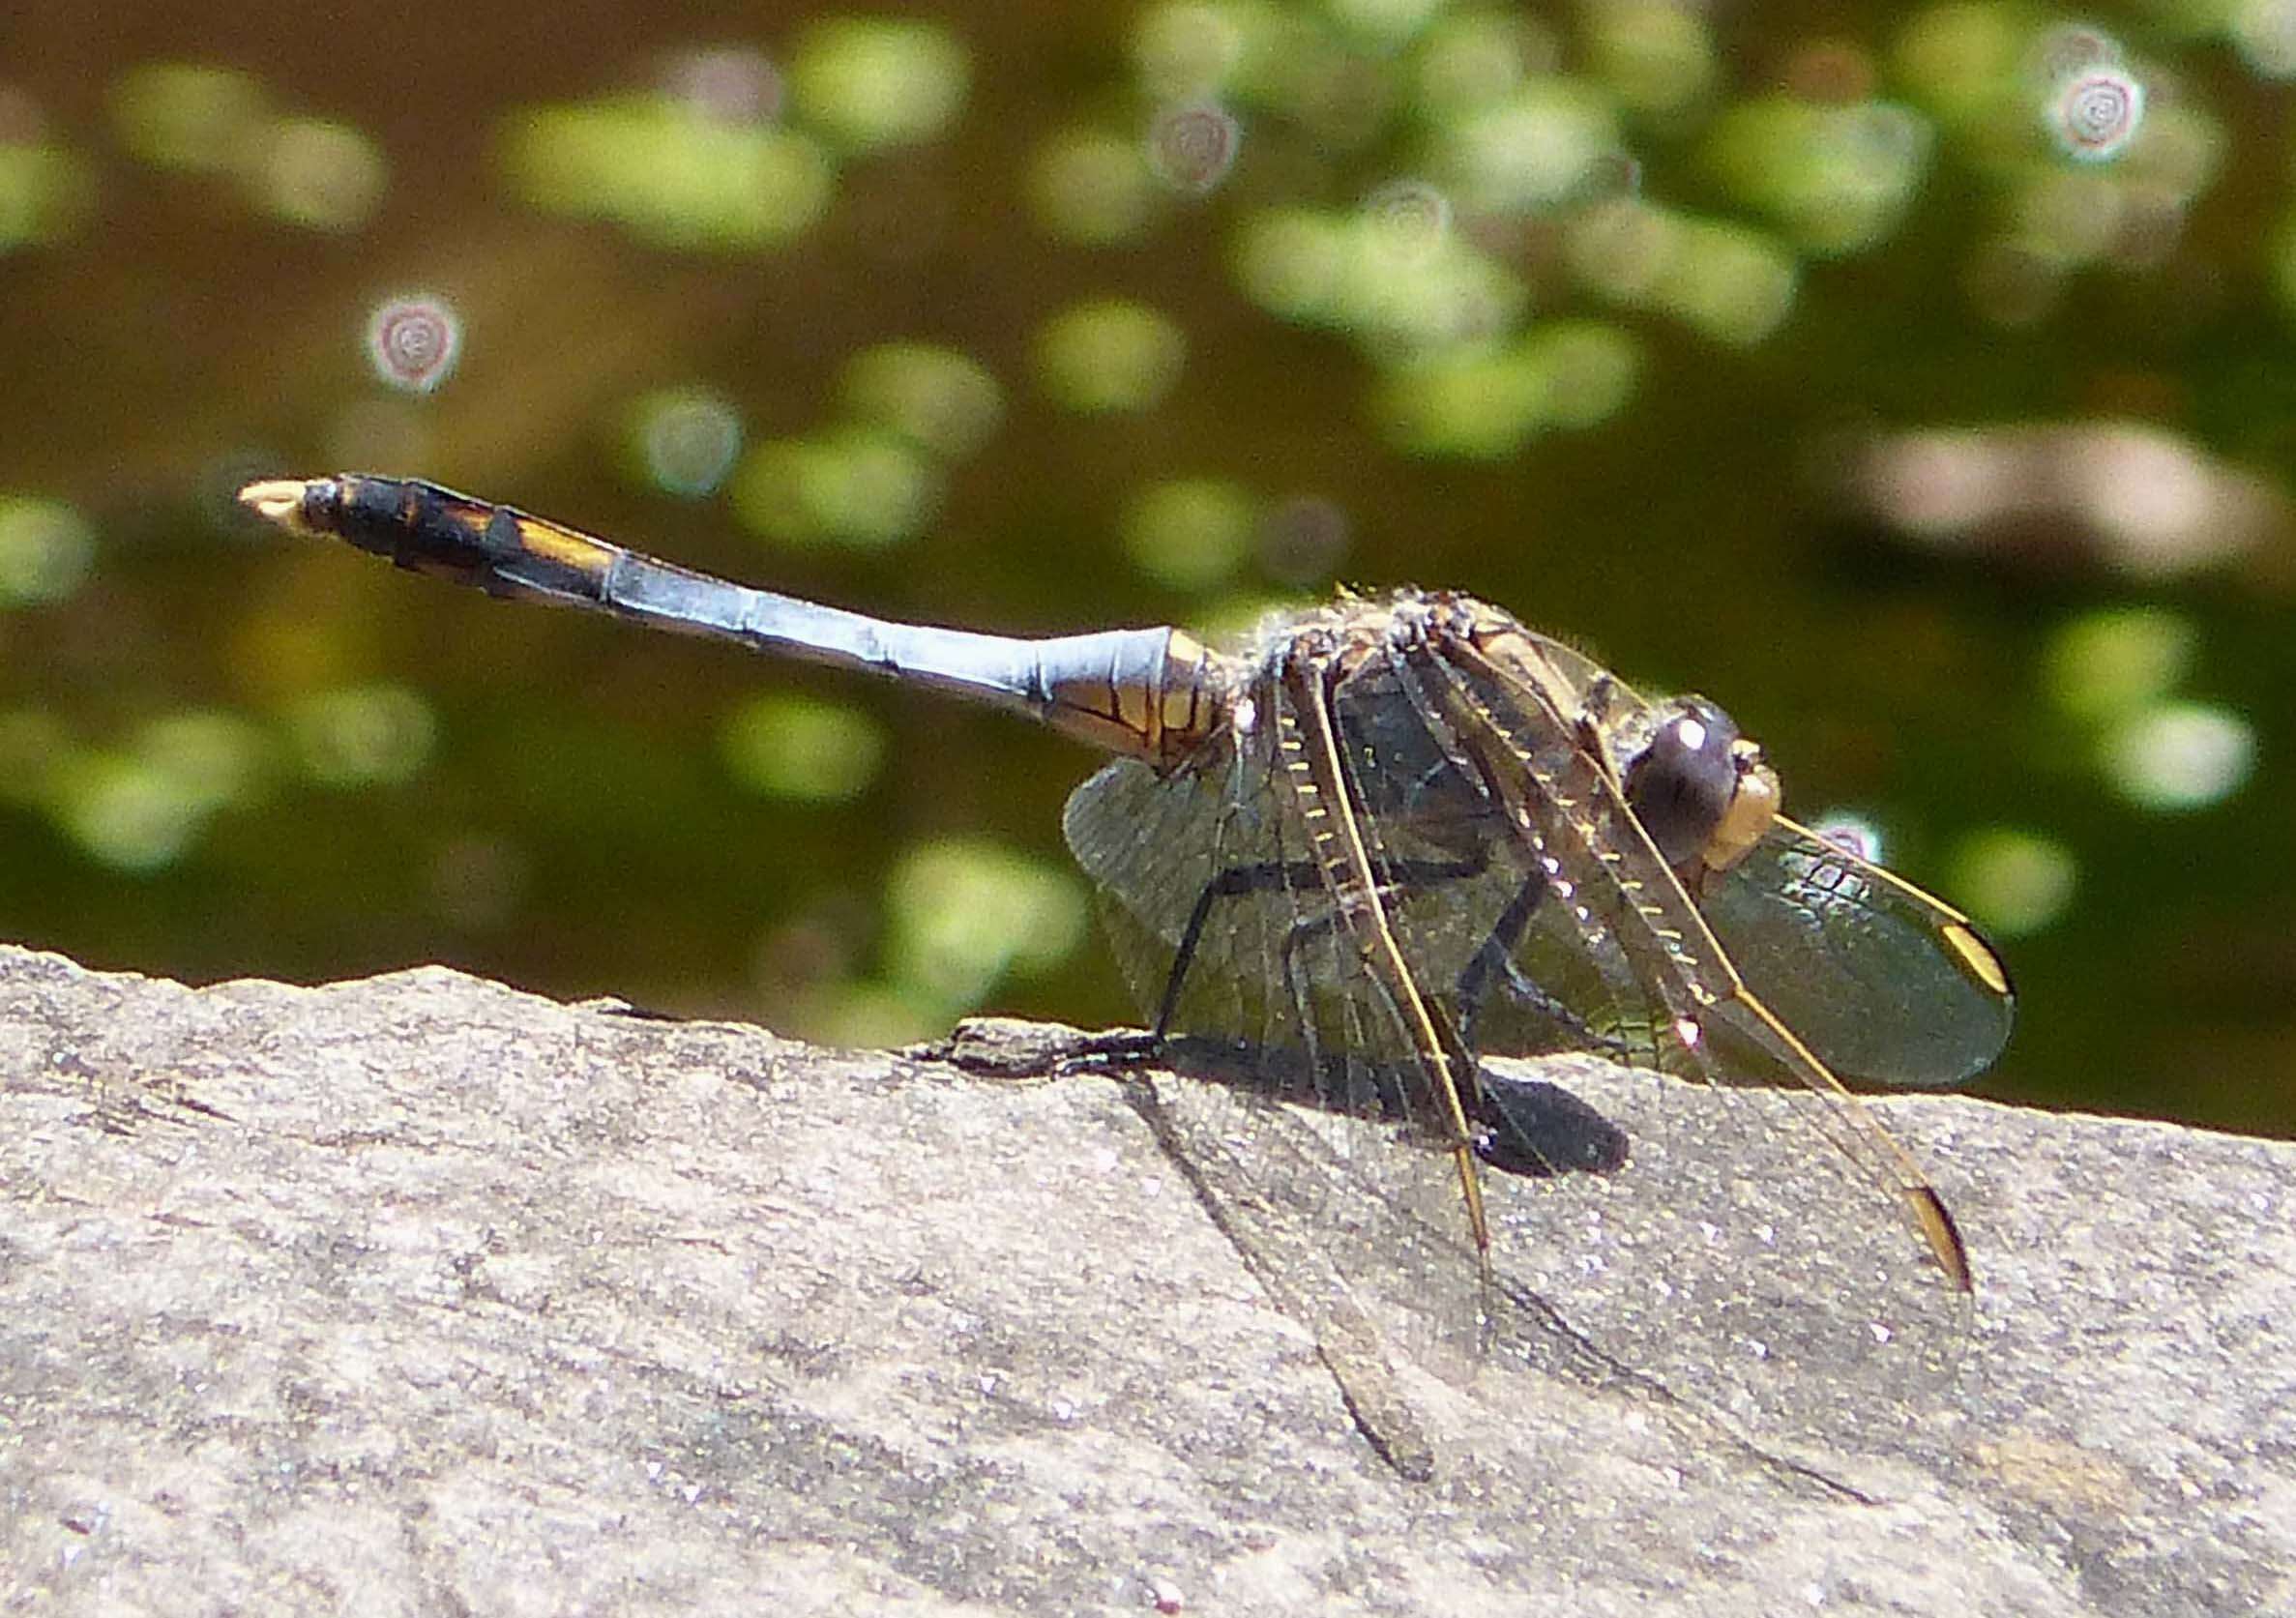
[240, 473, 1231, 764]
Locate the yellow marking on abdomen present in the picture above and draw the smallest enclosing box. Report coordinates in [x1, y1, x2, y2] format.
[514, 515, 617, 577]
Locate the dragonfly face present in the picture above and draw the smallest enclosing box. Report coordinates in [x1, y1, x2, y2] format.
[1613, 696, 1778, 877]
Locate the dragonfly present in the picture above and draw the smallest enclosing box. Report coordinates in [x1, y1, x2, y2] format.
[239, 474, 2014, 1320]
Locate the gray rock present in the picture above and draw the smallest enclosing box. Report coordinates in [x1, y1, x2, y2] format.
[2, 942, 2288, 1615]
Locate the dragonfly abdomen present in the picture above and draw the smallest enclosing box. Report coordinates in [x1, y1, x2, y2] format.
[240, 473, 1238, 766]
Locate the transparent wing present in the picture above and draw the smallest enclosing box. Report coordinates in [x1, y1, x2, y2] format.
[1062, 720, 1410, 1095]
[1402, 631, 1978, 1451]
[1064, 682, 1511, 1138]
[1068, 621, 1978, 1460]
[1476, 630, 2015, 1090]
[1703, 817, 2015, 1089]
[1062, 677, 1504, 1366]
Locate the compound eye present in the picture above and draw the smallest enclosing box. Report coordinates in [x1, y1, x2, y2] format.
[1623, 699, 1742, 868]
[1704, 745, 1780, 874]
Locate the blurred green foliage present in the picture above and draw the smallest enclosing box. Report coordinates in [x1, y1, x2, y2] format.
[3, 0, 2295, 1134]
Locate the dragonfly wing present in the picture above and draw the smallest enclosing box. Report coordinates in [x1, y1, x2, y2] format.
[1702, 818, 2016, 1089]
[1063, 727, 1336, 1059]
[1062, 674, 1517, 1127]
[1062, 676, 1502, 1366]
[1405, 629, 1980, 1430]
[1070, 602, 1979, 1456]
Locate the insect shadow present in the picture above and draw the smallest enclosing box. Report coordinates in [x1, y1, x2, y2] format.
[1103, 1030, 1632, 1183]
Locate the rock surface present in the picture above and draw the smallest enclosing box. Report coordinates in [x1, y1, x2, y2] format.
[2, 942, 2289, 1615]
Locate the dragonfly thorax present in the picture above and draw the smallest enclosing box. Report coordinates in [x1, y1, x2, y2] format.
[1239, 587, 1492, 676]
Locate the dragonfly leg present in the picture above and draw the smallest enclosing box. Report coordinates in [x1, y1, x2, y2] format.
[1165, 852, 1623, 1074]
[1447, 879, 1636, 1177]
[1455, 876, 1541, 1047]
[1151, 851, 1482, 1105]
[1151, 849, 1509, 1039]
[1262, 857, 1488, 1119]
[1050, 1027, 1166, 1070]
[1454, 875, 1631, 1060]
[1153, 859, 1328, 1038]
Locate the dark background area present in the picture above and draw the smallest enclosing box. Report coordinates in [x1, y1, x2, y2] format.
[2, 1, 2290, 1133]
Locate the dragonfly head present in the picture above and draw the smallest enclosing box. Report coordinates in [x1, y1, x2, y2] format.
[1620, 697, 1781, 879]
